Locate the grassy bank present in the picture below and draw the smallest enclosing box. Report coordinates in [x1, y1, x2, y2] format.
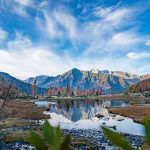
[0, 99, 50, 145]
[0, 99, 49, 120]
[109, 104, 150, 123]
[40, 95, 150, 103]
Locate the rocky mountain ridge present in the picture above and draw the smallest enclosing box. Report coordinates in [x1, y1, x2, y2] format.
[24, 68, 150, 94]
[125, 78, 150, 93]
[0, 72, 48, 96]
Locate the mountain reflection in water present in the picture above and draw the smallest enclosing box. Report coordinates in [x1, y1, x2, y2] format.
[35, 100, 145, 136]
[45, 100, 112, 121]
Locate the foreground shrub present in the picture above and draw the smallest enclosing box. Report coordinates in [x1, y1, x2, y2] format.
[27, 120, 71, 150]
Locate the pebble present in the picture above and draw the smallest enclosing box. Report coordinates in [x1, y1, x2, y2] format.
[63, 129, 145, 150]
[0, 128, 145, 150]
[0, 141, 35, 150]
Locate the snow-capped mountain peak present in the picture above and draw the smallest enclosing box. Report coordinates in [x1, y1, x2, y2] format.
[90, 69, 110, 74]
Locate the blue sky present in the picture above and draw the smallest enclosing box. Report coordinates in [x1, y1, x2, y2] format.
[0, 0, 150, 79]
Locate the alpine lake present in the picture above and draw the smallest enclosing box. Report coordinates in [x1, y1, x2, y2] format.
[34, 99, 145, 150]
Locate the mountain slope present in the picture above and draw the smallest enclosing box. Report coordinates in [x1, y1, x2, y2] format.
[0, 72, 48, 96]
[125, 78, 150, 93]
[25, 75, 56, 88]
[0, 76, 22, 96]
[25, 68, 150, 94]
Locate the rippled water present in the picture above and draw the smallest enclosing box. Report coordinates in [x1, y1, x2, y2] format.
[35, 100, 145, 136]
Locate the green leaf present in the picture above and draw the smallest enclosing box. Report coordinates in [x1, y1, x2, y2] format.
[43, 120, 63, 150]
[59, 135, 71, 150]
[27, 120, 71, 150]
[26, 132, 47, 150]
[143, 117, 150, 148]
[43, 120, 54, 145]
[102, 127, 136, 150]
[50, 126, 62, 150]
[55, 126, 63, 149]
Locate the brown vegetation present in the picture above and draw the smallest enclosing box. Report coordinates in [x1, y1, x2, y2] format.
[0, 117, 35, 130]
[46, 94, 149, 103]
[109, 104, 150, 123]
[1, 127, 42, 142]
[0, 99, 49, 120]
[125, 78, 150, 93]
[0, 76, 22, 97]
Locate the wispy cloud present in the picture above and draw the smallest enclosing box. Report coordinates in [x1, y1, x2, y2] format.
[34, 2, 147, 54]
[7, 32, 32, 50]
[0, 32, 149, 79]
[14, 0, 33, 7]
[53, 9, 78, 40]
[0, 28, 7, 42]
[127, 52, 150, 59]
[43, 12, 62, 38]
[0, 0, 150, 78]
[0, 33, 67, 78]
[145, 39, 150, 46]
[106, 31, 144, 51]
[12, 5, 29, 17]
[36, 7, 78, 44]
[0, 0, 32, 17]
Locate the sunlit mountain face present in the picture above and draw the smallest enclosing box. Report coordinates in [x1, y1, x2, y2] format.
[25, 68, 150, 93]
[0, 0, 150, 79]
[0, 68, 149, 96]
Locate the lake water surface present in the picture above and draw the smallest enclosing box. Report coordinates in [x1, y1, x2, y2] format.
[35, 100, 145, 136]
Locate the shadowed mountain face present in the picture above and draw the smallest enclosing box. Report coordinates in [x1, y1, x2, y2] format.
[125, 78, 150, 93]
[0, 72, 48, 96]
[0, 76, 22, 96]
[24, 68, 150, 94]
[0, 68, 149, 96]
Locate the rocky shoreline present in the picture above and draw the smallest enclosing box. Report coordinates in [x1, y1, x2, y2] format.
[0, 99, 148, 150]
[63, 129, 145, 150]
[0, 127, 145, 150]
[0, 141, 34, 150]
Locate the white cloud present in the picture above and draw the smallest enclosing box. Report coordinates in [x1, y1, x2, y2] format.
[36, 11, 63, 38]
[82, 25, 142, 54]
[36, 9, 78, 42]
[93, 7, 113, 18]
[145, 39, 150, 46]
[0, 48, 61, 79]
[93, 6, 133, 27]
[82, 6, 141, 53]
[44, 12, 63, 38]
[35, 4, 143, 54]
[0, 4, 149, 78]
[0, 32, 149, 79]
[38, 0, 49, 9]
[53, 10, 78, 40]
[127, 52, 150, 59]
[0, 32, 72, 79]
[0, 28, 7, 42]
[0, 47, 149, 79]
[0, 47, 67, 79]
[105, 8, 130, 22]
[14, 0, 33, 7]
[7, 32, 32, 50]
[5, 0, 34, 17]
[13, 5, 28, 17]
[108, 31, 143, 47]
